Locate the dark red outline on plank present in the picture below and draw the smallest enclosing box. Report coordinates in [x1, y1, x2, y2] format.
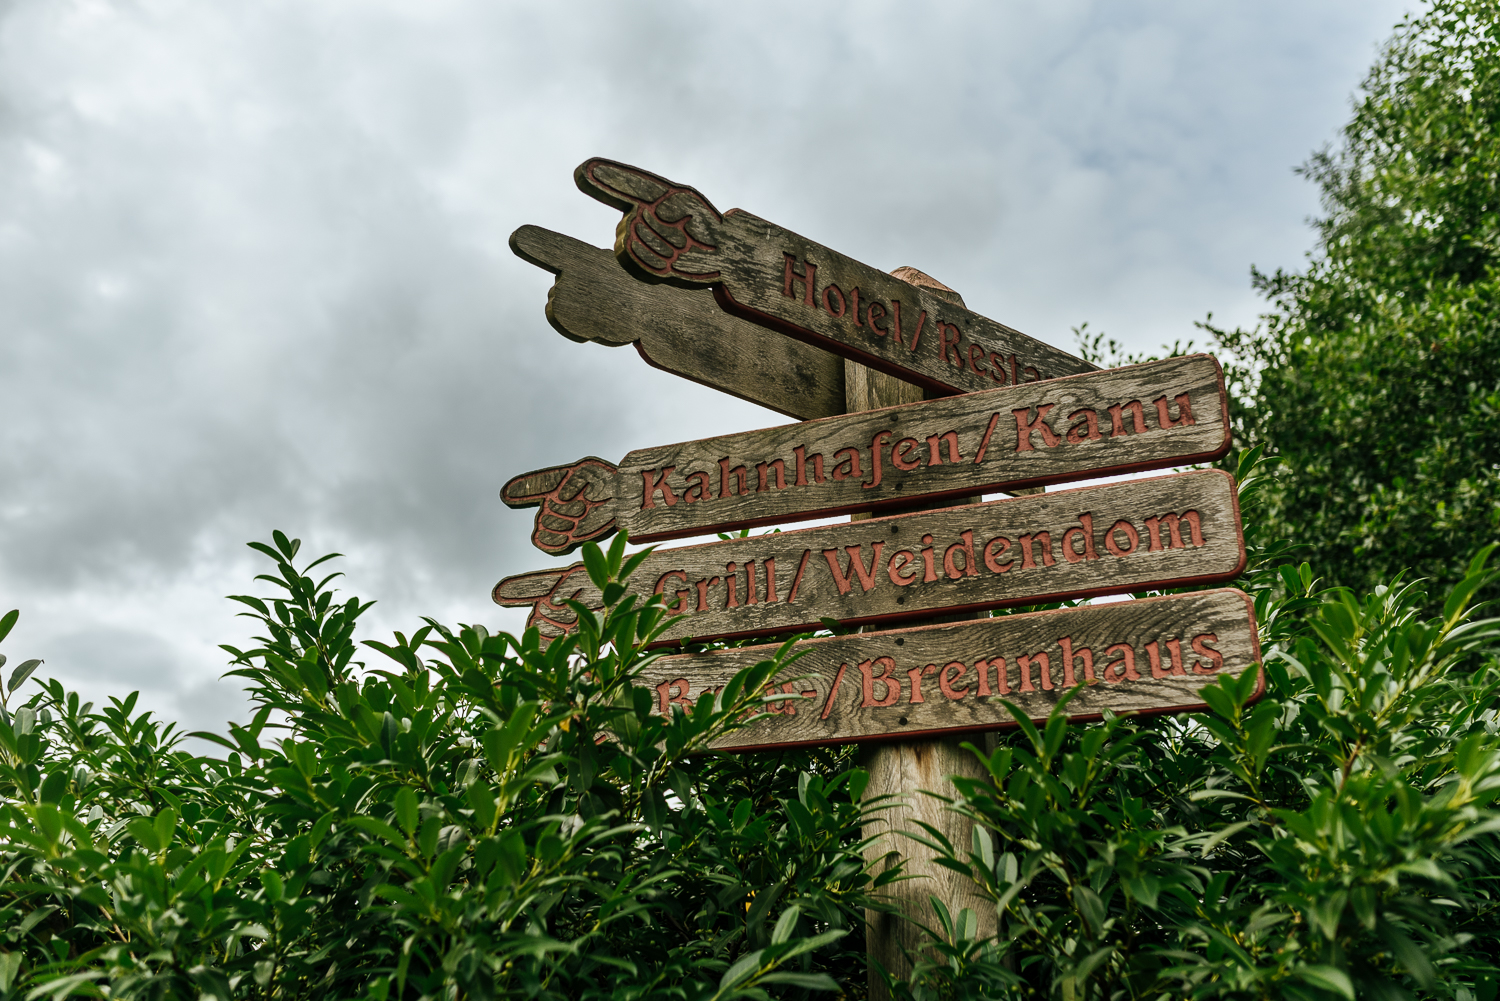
[494, 469, 1249, 647]
[654, 588, 1264, 754]
[621, 353, 1233, 545]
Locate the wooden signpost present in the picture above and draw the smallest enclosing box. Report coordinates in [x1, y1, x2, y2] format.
[633, 589, 1261, 752]
[496, 470, 1245, 644]
[510, 224, 847, 420]
[495, 162, 1264, 996]
[501, 353, 1229, 554]
[574, 157, 1099, 395]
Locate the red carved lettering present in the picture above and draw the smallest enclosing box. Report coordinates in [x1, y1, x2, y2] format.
[926, 431, 962, 465]
[822, 542, 885, 595]
[655, 570, 691, 615]
[1105, 520, 1139, 557]
[989, 656, 1012, 695]
[787, 549, 812, 603]
[782, 252, 816, 306]
[1066, 408, 1102, 443]
[683, 470, 712, 503]
[822, 284, 846, 317]
[793, 446, 825, 486]
[1145, 511, 1204, 550]
[864, 431, 890, 490]
[939, 661, 970, 699]
[1146, 640, 1169, 679]
[1102, 643, 1140, 682]
[1165, 638, 1187, 676]
[1062, 513, 1098, 564]
[1017, 532, 1055, 570]
[892, 437, 921, 470]
[920, 534, 938, 582]
[1014, 404, 1062, 451]
[939, 321, 963, 367]
[906, 663, 938, 703]
[984, 536, 1014, 573]
[695, 576, 721, 613]
[988, 352, 1009, 385]
[1154, 392, 1196, 429]
[1191, 633, 1223, 675]
[657, 678, 692, 715]
[764, 557, 778, 603]
[969, 344, 988, 376]
[756, 459, 787, 492]
[719, 459, 748, 499]
[887, 549, 919, 586]
[831, 447, 863, 481]
[745, 560, 758, 605]
[850, 287, 862, 327]
[641, 466, 677, 509]
[1018, 652, 1052, 692]
[859, 657, 901, 707]
[1106, 401, 1148, 437]
[944, 530, 978, 579]
[1058, 636, 1095, 686]
[867, 301, 889, 337]
[725, 562, 739, 608]
[975, 657, 996, 696]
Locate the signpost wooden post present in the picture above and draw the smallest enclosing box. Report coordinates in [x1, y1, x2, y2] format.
[494, 162, 1264, 996]
[510, 224, 847, 420]
[632, 589, 1262, 752]
[500, 354, 1230, 554]
[573, 158, 1099, 394]
[495, 469, 1246, 644]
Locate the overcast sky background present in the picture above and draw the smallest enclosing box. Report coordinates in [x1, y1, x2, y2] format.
[0, 0, 1412, 732]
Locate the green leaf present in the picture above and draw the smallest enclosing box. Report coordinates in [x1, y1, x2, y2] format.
[393, 787, 419, 836]
[759, 972, 839, 990]
[1294, 965, 1354, 1000]
[0, 609, 17, 646]
[8, 659, 42, 694]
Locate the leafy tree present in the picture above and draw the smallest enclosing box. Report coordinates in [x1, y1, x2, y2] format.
[1209, 0, 1500, 599]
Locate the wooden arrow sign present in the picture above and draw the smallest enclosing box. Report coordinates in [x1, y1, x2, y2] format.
[573, 157, 1099, 396]
[495, 469, 1244, 644]
[501, 353, 1228, 555]
[638, 589, 1261, 752]
[510, 225, 850, 421]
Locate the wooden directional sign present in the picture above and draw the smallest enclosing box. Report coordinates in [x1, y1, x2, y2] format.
[502, 353, 1228, 554]
[574, 157, 1099, 395]
[495, 469, 1244, 644]
[510, 225, 848, 421]
[637, 589, 1261, 752]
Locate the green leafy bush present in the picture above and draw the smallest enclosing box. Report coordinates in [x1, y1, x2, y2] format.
[2, 478, 1500, 999]
[0, 531, 881, 1000]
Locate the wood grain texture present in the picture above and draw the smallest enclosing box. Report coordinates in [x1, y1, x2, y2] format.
[639, 589, 1262, 752]
[495, 470, 1244, 645]
[500, 353, 1229, 554]
[574, 158, 1098, 395]
[509, 225, 846, 420]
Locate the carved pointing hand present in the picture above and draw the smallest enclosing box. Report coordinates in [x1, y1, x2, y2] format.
[575, 158, 724, 286]
[500, 458, 619, 555]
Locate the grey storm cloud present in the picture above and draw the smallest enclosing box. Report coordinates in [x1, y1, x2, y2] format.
[0, 0, 1409, 731]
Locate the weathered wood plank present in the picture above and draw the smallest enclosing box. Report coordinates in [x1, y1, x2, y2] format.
[500, 353, 1229, 554]
[638, 589, 1261, 752]
[510, 225, 847, 420]
[573, 158, 1099, 395]
[494, 469, 1244, 644]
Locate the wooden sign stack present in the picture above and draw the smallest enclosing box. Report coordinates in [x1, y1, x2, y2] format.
[496, 158, 1263, 987]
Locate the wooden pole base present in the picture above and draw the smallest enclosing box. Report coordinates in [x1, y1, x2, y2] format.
[844, 269, 998, 996]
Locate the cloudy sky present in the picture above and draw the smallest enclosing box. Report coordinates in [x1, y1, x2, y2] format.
[0, 0, 1412, 731]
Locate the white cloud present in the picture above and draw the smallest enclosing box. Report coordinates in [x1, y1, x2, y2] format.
[0, 0, 1410, 730]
